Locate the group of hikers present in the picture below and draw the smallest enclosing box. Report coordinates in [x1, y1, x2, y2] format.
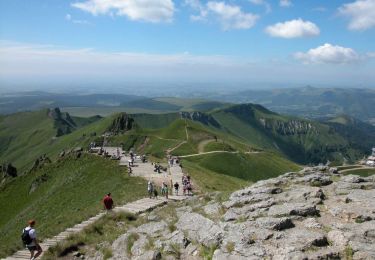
[19, 150, 193, 259]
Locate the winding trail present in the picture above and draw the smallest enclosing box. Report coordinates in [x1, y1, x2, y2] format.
[179, 150, 262, 158]
[5, 147, 187, 260]
[339, 166, 375, 173]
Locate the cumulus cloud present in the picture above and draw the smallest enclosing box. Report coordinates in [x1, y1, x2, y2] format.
[71, 0, 175, 23]
[280, 0, 292, 7]
[294, 43, 361, 64]
[186, 1, 259, 30]
[265, 19, 320, 38]
[338, 0, 375, 31]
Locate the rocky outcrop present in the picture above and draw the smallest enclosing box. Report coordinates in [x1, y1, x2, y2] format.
[107, 113, 134, 134]
[29, 154, 51, 172]
[1, 163, 17, 178]
[180, 112, 221, 128]
[104, 167, 375, 260]
[49, 107, 77, 137]
[259, 118, 317, 136]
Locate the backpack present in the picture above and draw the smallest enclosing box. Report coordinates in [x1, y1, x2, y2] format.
[21, 228, 32, 245]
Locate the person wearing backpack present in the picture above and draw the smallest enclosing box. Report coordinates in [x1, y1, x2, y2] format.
[22, 220, 42, 259]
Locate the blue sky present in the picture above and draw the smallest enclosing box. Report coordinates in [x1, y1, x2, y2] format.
[0, 0, 374, 92]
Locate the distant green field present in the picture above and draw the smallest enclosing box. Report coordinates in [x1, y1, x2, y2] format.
[344, 168, 375, 177]
[0, 154, 146, 258]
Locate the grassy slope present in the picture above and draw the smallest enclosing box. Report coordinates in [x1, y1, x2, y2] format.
[183, 152, 301, 182]
[0, 154, 146, 258]
[211, 104, 367, 164]
[182, 159, 249, 193]
[0, 110, 55, 171]
[0, 110, 115, 172]
[343, 168, 375, 177]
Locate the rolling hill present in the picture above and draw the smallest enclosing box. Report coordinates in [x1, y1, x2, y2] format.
[1, 103, 374, 257]
[212, 87, 375, 125]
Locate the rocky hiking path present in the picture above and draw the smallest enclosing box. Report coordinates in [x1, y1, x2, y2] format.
[4, 147, 187, 260]
[105, 166, 375, 260]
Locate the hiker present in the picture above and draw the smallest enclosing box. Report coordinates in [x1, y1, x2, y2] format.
[161, 182, 168, 199]
[153, 187, 158, 199]
[174, 182, 179, 195]
[187, 182, 193, 196]
[22, 220, 42, 260]
[148, 181, 154, 199]
[103, 193, 114, 211]
[164, 182, 169, 199]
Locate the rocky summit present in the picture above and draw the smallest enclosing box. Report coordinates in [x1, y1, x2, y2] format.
[93, 167, 375, 260]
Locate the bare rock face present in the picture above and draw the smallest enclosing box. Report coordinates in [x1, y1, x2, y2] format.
[176, 212, 223, 247]
[107, 167, 375, 259]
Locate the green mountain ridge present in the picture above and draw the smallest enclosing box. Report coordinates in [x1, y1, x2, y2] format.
[1, 104, 374, 257]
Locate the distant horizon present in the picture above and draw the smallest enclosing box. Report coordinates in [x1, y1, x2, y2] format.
[1, 83, 375, 97]
[1, 0, 375, 90]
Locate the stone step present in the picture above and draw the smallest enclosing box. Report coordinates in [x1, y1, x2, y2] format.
[6, 147, 189, 259]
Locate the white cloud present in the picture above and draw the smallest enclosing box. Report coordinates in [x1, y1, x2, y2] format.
[338, 0, 375, 31]
[1, 41, 373, 88]
[186, 1, 259, 30]
[72, 0, 175, 23]
[65, 14, 72, 21]
[207, 2, 259, 30]
[294, 43, 361, 64]
[280, 0, 292, 7]
[265, 19, 320, 38]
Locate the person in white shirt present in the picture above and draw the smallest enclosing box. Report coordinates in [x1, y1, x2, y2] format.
[23, 220, 42, 259]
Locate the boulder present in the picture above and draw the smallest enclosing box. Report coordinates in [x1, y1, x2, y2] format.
[176, 212, 223, 247]
[255, 217, 294, 231]
[268, 202, 319, 217]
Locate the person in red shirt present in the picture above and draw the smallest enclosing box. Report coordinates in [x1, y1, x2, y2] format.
[103, 193, 114, 211]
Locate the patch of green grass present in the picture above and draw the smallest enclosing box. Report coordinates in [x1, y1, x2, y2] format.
[235, 215, 247, 223]
[182, 160, 249, 194]
[344, 168, 375, 177]
[43, 211, 140, 259]
[330, 175, 341, 182]
[225, 242, 235, 253]
[0, 155, 146, 258]
[167, 243, 182, 259]
[337, 165, 363, 171]
[145, 236, 155, 251]
[184, 152, 301, 183]
[127, 233, 140, 256]
[310, 180, 322, 187]
[204, 141, 235, 153]
[171, 142, 198, 156]
[102, 247, 113, 259]
[345, 246, 354, 260]
[0, 110, 122, 173]
[199, 244, 218, 260]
